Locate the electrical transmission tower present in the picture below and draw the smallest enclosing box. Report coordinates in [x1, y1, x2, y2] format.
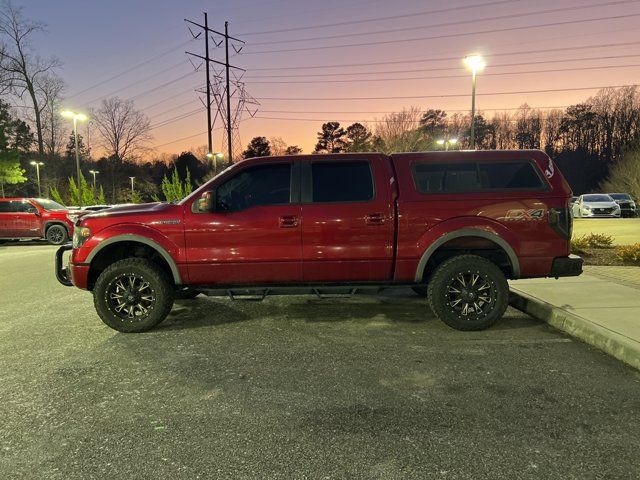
[185, 13, 258, 164]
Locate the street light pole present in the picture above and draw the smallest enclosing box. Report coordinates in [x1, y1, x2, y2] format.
[463, 54, 486, 150]
[89, 170, 99, 191]
[129, 177, 135, 197]
[61, 110, 88, 203]
[30, 161, 44, 197]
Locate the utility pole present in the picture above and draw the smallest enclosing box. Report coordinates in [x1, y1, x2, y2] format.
[224, 21, 232, 165]
[185, 14, 246, 165]
[204, 12, 213, 155]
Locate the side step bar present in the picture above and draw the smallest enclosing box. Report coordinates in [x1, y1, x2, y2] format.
[196, 284, 416, 301]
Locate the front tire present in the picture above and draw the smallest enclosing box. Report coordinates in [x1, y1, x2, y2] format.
[46, 224, 68, 245]
[93, 258, 174, 333]
[427, 255, 508, 331]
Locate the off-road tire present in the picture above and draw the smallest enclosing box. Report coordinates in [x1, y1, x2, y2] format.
[427, 254, 508, 331]
[46, 224, 68, 245]
[93, 258, 174, 333]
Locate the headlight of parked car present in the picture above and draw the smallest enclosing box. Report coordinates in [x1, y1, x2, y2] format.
[72, 226, 91, 248]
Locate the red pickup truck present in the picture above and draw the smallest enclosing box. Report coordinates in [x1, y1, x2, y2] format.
[56, 150, 582, 333]
[0, 198, 81, 245]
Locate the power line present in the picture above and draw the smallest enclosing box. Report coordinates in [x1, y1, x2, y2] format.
[238, 0, 528, 36]
[241, 13, 640, 55]
[258, 106, 571, 114]
[247, 63, 640, 84]
[247, 53, 640, 79]
[247, 0, 639, 46]
[254, 84, 640, 101]
[79, 60, 189, 107]
[67, 40, 193, 99]
[248, 40, 640, 72]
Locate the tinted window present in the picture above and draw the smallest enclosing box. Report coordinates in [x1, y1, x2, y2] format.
[583, 194, 613, 202]
[608, 193, 630, 200]
[478, 162, 543, 189]
[0, 202, 11, 213]
[34, 199, 65, 210]
[413, 160, 544, 193]
[216, 163, 291, 211]
[311, 161, 374, 202]
[14, 201, 36, 213]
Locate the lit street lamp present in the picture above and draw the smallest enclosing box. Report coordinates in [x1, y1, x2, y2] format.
[206, 152, 224, 173]
[61, 110, 88, 202]
[463, 54, 486, 149]
[436, 138, 459, 151]
[89, 170, 99, 190]
[30, 161, 44, 197]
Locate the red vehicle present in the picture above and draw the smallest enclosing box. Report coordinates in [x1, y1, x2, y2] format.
[0, 198, 82, 245]
[56, 150, 582, 333]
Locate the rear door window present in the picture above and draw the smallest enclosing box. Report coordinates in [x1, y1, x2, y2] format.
[310, 161, 374, 202]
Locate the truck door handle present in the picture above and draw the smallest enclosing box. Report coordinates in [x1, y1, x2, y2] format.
[279, 215, 298, 228]
[365, 213, 385, 225]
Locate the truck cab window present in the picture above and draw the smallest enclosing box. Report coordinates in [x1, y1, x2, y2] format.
[311, 161, 374, 203]
[216, 163, 292, 211]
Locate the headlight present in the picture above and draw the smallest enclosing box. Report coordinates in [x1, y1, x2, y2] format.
[72, 226, 91, 248]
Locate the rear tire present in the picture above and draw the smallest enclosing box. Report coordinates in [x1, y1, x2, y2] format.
[93, 258, 174, 333]
[427, 254, 508, 331]
[46, 224, 68, 245]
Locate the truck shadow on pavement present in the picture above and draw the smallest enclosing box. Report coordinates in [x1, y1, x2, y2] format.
[153, 291, 533, 332]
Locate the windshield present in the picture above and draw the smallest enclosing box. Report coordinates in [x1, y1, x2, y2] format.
[34, 199, 66, 211]
[583, 194, 613, 203]
[608, 193, 631, 200]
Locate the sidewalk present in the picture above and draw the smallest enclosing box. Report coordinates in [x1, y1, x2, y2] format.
[509, 266, 640, 370]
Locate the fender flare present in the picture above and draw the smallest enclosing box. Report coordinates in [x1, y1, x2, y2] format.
[85, 234, 182, 284]
[414, 228, 520, 281]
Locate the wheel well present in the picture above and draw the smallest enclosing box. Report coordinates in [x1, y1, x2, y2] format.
[45, 221, 68, 234]
[420, 236, 515, 282]
[87, 241, 175, 290]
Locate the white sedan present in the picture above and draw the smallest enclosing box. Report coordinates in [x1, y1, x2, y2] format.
[572, 194, 621, 218]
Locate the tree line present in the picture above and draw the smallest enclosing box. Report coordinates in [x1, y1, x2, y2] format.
[2, 0, 639, 203]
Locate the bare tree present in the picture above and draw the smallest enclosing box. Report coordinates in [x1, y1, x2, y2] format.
[93, 97, 152, 161]
[0, 1, 61, 155]
[269, 136, 287, 156]
[374, 107, 424, 153]
[39, 73, 66, 156]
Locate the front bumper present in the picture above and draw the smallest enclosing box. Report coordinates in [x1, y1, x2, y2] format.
[55, 244, 74, 286]
[550, 254, 583, 277]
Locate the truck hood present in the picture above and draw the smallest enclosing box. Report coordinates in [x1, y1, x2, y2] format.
[84, 202, 171, 219]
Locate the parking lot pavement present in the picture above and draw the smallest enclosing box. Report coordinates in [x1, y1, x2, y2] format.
[1, 244, 640, 479]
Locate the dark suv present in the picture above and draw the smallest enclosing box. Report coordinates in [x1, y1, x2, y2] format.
[0, 198, 82, 245]
[608, 193, 637, 217]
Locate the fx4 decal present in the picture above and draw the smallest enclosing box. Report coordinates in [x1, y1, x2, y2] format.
[500, 209, 546, 221]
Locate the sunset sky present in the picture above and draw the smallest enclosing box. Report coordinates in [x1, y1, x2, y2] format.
[18, 0, 640, 157]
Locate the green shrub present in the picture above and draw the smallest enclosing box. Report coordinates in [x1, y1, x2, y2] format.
[584, 233, 614, 248]
[616, 244, 640, 264]
[571, 235, 590, 254]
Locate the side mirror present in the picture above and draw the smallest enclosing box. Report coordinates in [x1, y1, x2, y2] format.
[194, 189, 215, 213]
[28, 207, 39, 215]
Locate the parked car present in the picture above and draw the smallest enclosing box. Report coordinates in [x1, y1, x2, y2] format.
[0, 198, 84, 245]
[571, 194, 621, 218]
[80, 205, 112, 212]
[56, 150, 582, 333]
[607, 193, 637, 218]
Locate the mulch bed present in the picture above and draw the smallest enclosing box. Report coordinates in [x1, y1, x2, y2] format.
[576, 247, 638, 266]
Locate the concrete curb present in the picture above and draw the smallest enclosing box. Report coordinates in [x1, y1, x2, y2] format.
[509, 290, 640, 371]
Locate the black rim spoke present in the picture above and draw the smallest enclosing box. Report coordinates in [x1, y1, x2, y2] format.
[106, 273, 156, 322]
[445, 271, 496, 321]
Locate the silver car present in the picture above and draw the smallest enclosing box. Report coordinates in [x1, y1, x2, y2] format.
[572, 194, 621, 218]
